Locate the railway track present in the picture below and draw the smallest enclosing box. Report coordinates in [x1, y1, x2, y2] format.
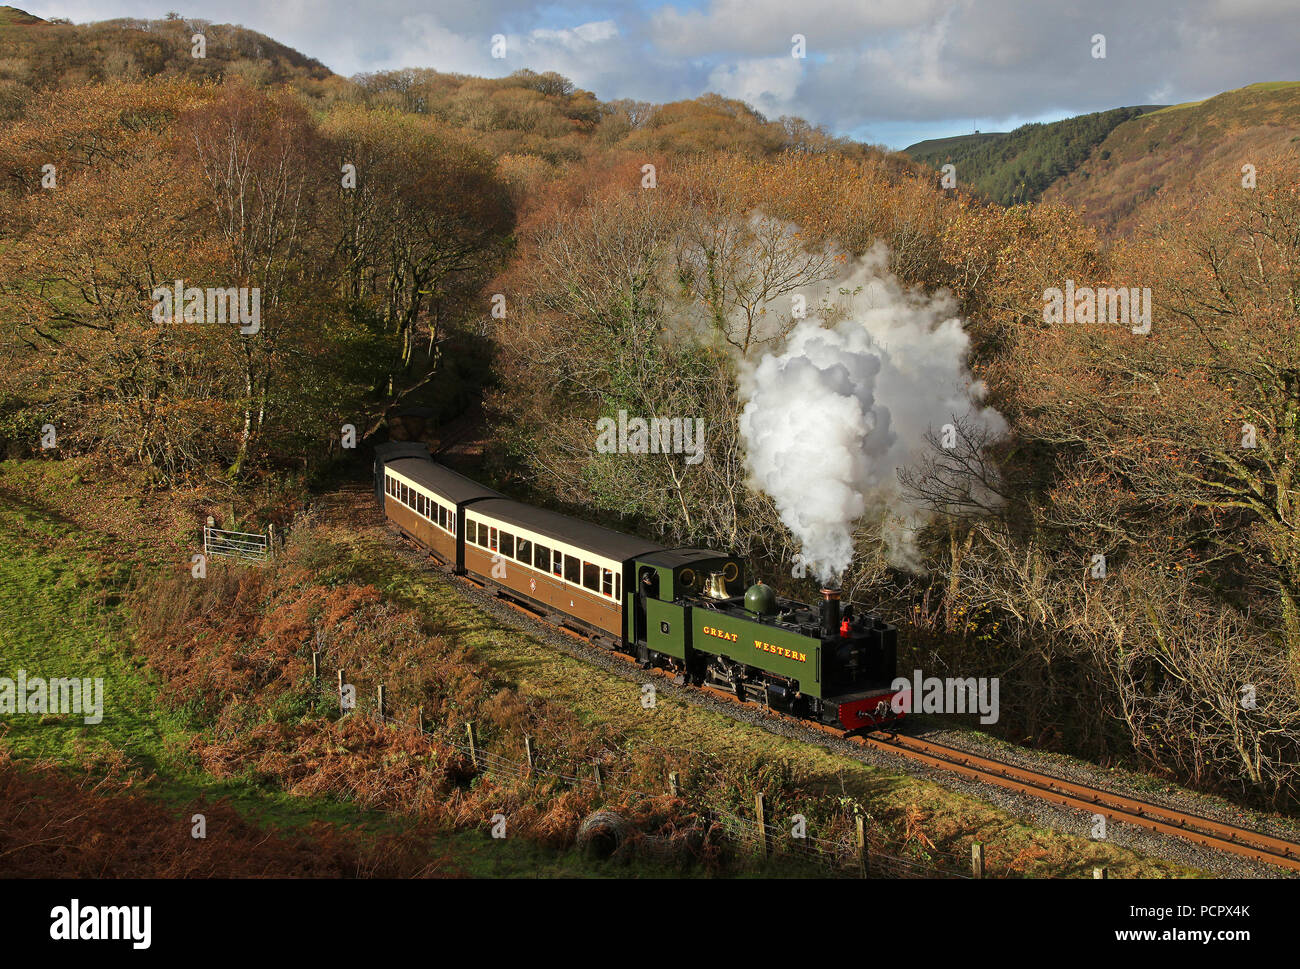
[855, 732, 1300, 874]
[405, 530, 1300, 875]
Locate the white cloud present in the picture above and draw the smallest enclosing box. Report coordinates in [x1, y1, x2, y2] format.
[707, 56, 803, 116]
[19, 0, 1300, 149]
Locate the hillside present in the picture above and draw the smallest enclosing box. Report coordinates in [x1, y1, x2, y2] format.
[904, 105, 1160, 206]
[1043, 81, 1300, 233]
[905, 130, 1004, 158]
[0, 8, 882, 169]
[0, 7, 335, 118]
[0, 4, 43, 25]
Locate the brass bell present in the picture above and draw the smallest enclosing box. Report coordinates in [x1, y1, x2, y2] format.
[704, 571, 729, 599]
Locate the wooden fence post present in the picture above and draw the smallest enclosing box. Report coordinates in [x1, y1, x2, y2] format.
[593, 762, 604, 792]
[755, 792, 769, 858]
[312, 651, 319, 682]
[524, 735, 535, 772]
[669, 771, 680, 796]
[417, 706, 424, 734]
[465, 722, 480, 772]
[971, 842, 985, 879]
[1094, 867, 1107, 879]
[856, 813, 868, 878]
[337, 670, 345, 711]
[376, 684, 385, 720]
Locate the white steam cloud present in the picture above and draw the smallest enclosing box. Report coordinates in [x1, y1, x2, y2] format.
[737, 243, 1007, 581]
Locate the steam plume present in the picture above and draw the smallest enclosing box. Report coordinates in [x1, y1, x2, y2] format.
[737, 244, 1006, 581]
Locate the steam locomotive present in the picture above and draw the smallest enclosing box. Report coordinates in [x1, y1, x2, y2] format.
[374, 443, 902, 731]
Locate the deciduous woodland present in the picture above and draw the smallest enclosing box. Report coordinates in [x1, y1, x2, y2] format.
[1, 13, 1297, 817]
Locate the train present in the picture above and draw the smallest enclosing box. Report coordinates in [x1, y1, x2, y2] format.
[373, 442, 903, 731]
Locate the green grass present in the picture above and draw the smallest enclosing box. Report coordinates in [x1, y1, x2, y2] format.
[0, 483, 386, 832]
[0, 492, 181, 763]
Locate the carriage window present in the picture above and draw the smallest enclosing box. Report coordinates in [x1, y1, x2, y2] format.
[489, 527, 499, 552]
[516, 538, 531, 563]
[477, 522, 489, 547]
[419, 495, 427, 517]
[602, 569, 614, 598]
[615, 573, 621, 602]
[552, 549, 564, 578]
[449, 511, 456, 534]
[501, 532, 514, 558]
[399, 484, 407, 505]
[582, 561, 600, 592]
[436, 504, 445, 529]
[535, 543, 551, 571]
[564, 555, 581, 584]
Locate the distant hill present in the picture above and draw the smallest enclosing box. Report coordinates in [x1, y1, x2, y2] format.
[904, 131, 1004, 158]
[904, 106, 1163, 206]
[0, 8, 335, 119]
[1044, 82, 1300, 233]
[0, 5, 45, 26]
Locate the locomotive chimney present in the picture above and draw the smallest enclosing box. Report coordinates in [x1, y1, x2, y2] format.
[819, 588, 841, 639]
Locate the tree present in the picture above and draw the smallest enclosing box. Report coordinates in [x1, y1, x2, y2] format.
[320, 105, 513, 437]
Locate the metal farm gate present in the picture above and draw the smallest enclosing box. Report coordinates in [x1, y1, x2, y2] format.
[203, 525, 275, 564]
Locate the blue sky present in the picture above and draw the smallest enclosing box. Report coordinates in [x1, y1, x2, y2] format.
[24, 0, 1300, 149]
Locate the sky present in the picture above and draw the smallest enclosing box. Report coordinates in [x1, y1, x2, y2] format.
[23, 0, 1300, 149]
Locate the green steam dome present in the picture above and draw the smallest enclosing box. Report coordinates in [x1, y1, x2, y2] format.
[744, 582, 777, 616]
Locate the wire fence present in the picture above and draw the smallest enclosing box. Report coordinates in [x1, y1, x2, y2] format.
[306, 650, 974, 879]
